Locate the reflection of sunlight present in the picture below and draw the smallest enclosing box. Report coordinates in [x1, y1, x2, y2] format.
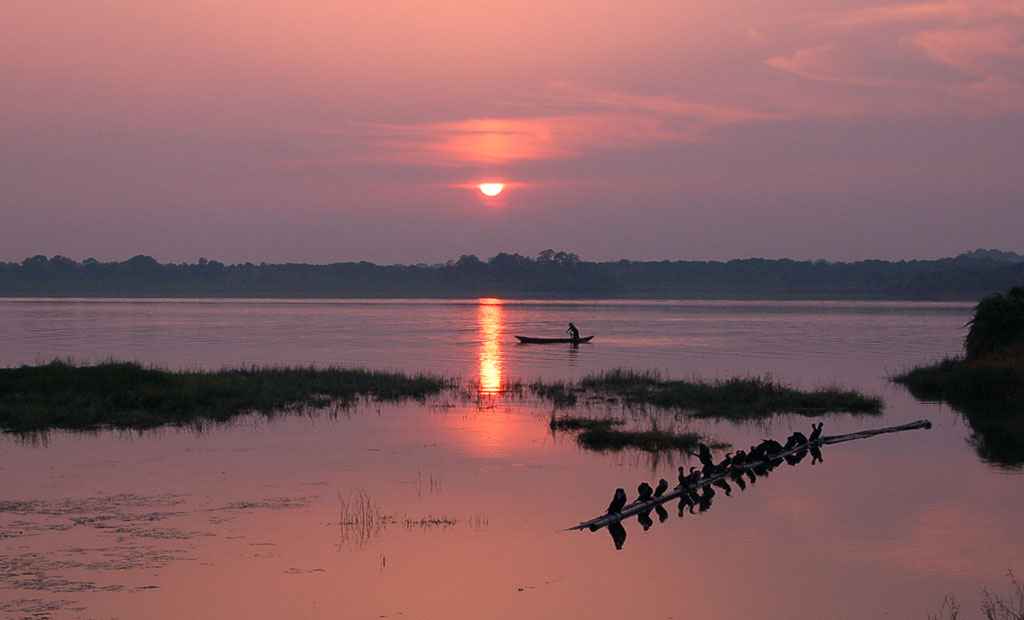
[477, 298, 505, 394]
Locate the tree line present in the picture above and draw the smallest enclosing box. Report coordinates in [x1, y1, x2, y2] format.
[1, 249, 1022, 300]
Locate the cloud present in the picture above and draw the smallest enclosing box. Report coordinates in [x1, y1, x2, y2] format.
[338, 83, 781, 167]
[761, 0, 1024, 115]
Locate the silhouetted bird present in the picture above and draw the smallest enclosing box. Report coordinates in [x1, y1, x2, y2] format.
[785, 431, 809, 450]
[809, 422, 823, 442]
[731, 449, 748, 467]
[698, 443, 715, 468]
[678, 466, 689, 487]
[759, 439, 784, 455]
[653, 478, 669, 498]
[637, 482, 654, 502]
[606, 488, 627, 514]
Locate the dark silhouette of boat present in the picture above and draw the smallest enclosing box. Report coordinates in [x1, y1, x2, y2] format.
[515, 335, 594, 344]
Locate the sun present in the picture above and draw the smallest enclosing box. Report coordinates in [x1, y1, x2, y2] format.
[478, 183, 504, 197]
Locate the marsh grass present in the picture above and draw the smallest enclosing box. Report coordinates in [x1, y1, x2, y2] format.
[893, 355, 1024, 405]
[550, 414, 727, 453]
[0, 359, 452, 432]
[538, 369, 881, 419]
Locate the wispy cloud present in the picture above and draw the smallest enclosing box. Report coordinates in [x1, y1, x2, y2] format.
[761, 0, 1024, 114]
[339, 83, 781, 167]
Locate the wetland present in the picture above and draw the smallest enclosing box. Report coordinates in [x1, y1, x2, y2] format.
[1, 298, 1021, 619]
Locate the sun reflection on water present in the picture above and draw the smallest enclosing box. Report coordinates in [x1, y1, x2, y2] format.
[477, 298, 505, 394]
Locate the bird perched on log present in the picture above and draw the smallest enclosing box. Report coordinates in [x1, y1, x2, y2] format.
[731, 449, 748, 467]
[758, 439, 785, 455]
[698, 442, 715, 468]
[606, 488, 627, 514]
[637, 481, 654, 502]
[678, 466, 690, 487]
[653, 478, 669, 498]
[809, 422, 823, 442]
[785, 431, 809, 450]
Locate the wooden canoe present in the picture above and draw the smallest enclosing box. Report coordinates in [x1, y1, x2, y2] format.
[515, 335, 594, 344]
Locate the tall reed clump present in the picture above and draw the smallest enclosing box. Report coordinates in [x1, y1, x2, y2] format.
[0, 359, 452, 432]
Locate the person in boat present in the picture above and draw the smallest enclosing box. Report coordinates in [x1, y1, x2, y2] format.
[566, 322, 580, 341]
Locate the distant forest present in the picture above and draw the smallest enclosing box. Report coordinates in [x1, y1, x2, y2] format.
[2, 249, 1023, 300]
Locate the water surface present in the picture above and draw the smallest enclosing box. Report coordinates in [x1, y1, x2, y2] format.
[2, 298, 1021, 619]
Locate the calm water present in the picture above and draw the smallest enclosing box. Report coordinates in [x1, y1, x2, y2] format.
[2, 298, 1021, 619]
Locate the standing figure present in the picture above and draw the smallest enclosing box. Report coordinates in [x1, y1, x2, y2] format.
[566, 322, 580, 341]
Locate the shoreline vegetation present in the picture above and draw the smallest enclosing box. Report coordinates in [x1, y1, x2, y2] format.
[892, 286, 1024, 467]
[2, 249, 1023, 300]
[1, 361, 883, 436]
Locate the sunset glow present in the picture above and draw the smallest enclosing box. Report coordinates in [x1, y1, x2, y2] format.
[478, 183, 504, 197]
[1, 1, 1022, 263]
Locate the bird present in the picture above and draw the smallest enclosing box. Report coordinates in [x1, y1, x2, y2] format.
[678, 466, 689, 487]
[653, 478, 669, 498]
[759, 439, 784, 455]
[731, 449, 748, 467]
[785, 431, 809, 450]
[606, 488, 627, 514]
[809, 422, 823, 442]
[637, 481, 654, 502]
[698, 442, 715, 468]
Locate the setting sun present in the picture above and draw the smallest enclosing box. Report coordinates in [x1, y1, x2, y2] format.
[478, 183, 504, 197]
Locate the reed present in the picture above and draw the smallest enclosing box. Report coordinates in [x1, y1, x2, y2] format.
[537, 369, 882, 419]
[0, 359, 452, 432]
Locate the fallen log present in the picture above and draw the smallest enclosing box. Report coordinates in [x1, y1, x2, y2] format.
[565, 419, 932, 532]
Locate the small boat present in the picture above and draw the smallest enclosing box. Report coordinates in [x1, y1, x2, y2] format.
[515, 335, 594, 344]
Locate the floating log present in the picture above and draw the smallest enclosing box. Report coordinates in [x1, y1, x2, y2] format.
[565, 419, 932, 532]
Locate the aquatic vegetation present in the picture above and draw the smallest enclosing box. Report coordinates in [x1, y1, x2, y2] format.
[537, 369, 882, 419]
[893, 286, 1024, 468]
[0, 360, 452, 432]
[550, 415, 726, 453]
[929, 570, 1023, 620]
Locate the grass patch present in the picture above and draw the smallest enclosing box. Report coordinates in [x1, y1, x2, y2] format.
[893, 354, 1024, 405]
[537, 369, 882, 419]
[550, 415, 726, 453]
[0, 359, 452, 432]
[893, 353, 1024, 469]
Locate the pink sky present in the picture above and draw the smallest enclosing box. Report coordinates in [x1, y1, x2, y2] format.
[2, 0, 1022, 264]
